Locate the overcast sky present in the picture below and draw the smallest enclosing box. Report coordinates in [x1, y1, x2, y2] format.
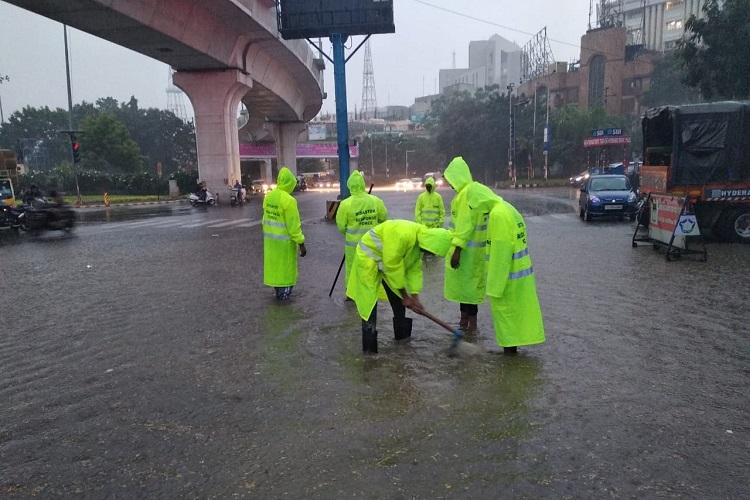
[0, 0, 590, 120]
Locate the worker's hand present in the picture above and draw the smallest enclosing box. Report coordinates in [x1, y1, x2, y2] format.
[402, 294, 424, 314]
[450, 247, 462, 269]
[299, 243, 307, 257]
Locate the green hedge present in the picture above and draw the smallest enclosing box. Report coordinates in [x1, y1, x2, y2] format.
[18, 167, 199, 196]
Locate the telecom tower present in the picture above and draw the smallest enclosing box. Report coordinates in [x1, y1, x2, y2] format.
[360, 39, 377, 120]
[166, 67, 189, 123]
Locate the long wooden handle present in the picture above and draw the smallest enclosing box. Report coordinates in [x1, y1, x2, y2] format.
[415, 308, 457, 335]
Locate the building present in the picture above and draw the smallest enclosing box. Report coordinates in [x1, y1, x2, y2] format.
[517, 26, 658, 117]
[438, 34, 522, 94]
[619, 0, 708, 51]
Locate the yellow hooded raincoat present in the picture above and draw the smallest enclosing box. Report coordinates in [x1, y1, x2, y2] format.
[336, 171, 388, 280]
[346, 220, 453, 320]
[263, 167, 305, 287]
[467, 185, 545, 347]
[415, 177, 445, 228]
[443, 157, 489, 304]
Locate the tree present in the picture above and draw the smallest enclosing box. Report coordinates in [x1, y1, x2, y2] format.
[79, 113, 143, 173]
[678, 0, 750, 100]
[642, 53, 702, 108]
[0, 97, 196, 174]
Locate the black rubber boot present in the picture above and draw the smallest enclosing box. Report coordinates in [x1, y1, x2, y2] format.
[362, 324, 378, 354]
[503, 346, 518, 355]
[393, 317, 413, 343]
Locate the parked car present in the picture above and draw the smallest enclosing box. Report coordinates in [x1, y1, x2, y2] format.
[579, 174, 638, 222]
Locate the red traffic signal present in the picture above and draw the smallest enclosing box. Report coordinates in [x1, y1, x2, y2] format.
[71, 141, 81, 163]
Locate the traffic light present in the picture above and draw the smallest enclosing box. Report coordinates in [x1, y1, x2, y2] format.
[71, 137, 80, 164]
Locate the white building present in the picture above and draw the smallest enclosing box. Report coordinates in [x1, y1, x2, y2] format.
[438, 34, 522, 94]
[620, 0, 708, 51]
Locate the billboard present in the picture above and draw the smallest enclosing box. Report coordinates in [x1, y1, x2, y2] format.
[308, 124, 328, 141]
[277, 0, 395, 40]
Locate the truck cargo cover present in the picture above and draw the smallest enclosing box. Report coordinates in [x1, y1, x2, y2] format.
[643, 101, 750, 185]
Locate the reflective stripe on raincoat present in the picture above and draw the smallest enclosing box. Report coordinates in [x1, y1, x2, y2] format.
[335, 171, 388, 281]
[443, 157, 488, 305]
[467, 185, 545, 348]
[415, 177, 445, 228]
[263, 167, 305, 287]
[346, 220, 453, 320]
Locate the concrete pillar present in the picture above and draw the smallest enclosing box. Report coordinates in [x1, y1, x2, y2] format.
[272, 122, 305, 174]
[350, 157, 359, 174]
[263, 159, 273, 182]
[174, 69, 252, 196]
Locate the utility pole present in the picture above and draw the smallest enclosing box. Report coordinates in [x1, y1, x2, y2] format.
[544, 87, 551, 180]
[63, 25, 82, 205]
[507, 83, 516, 186]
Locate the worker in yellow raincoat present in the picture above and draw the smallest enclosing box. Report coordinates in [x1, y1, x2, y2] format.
[443, 156, 489, 332]
[346, 220, 453, 354]
[263, 167, 306, 300]
[414, 176, 445, 228]
[467, 184, 545, 353]
[335, 170, 388, 283]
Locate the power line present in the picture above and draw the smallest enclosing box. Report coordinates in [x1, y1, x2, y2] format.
[410, 0, 581, 51]
[410, 0, 635, 64]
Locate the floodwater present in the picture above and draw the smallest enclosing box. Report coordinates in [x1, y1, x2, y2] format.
[0, 189, 748, 498]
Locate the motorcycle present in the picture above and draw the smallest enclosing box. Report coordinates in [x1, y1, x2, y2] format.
[0, 205, 23, 233]
[229, 187, 246, 207]
[17, 199, 76, 233]
[189, 190, 216, 207]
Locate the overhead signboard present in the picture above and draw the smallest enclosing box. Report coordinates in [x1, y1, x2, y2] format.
[277, 0, 395, 40]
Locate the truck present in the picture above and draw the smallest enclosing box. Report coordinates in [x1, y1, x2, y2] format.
[0, 149, 19, 207]
[639, 101, 750, 243]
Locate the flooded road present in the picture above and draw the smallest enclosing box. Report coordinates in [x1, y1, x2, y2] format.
[1, 189, 748, 498]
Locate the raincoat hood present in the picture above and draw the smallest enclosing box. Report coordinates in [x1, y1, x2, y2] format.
[443, 157, 473, 192]
[424, 177, 436, 190]
[276, 167, 297, 194]
[467, 183, 503, 213]
[347, 170, 366, 195]
[417, 227, 452, 257]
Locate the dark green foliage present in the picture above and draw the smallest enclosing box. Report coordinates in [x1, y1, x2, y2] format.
[677, 0, 750, 100]
[643, 53, 702, 108]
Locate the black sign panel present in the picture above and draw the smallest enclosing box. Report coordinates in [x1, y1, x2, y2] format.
[277, 0, 395, 40]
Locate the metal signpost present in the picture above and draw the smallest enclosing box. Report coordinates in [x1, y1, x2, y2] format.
[276, 1, 395, 200]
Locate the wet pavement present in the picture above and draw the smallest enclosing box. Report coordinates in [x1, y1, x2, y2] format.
[1, 188, 748, 498]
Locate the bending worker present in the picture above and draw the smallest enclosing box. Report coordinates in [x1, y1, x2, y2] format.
[415, 176, 445, 228]
[346, 220, 453, 354]
[468, 184, 545, 353]
[335, 170, 388, 283]
[443, 156, 489, 333]
[263, 167, 307, 301]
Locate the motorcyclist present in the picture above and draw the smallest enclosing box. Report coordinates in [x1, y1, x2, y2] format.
[197, 183, 208, 202]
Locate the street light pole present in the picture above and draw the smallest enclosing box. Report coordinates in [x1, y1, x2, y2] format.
[405, 150, 415, 178]
[507, 83, 516, 186]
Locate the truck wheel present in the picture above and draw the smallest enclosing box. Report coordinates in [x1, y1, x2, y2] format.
[730, 208, 750, 243]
